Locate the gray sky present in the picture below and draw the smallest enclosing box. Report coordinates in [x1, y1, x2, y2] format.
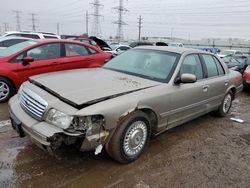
[1, 0, 250, 40]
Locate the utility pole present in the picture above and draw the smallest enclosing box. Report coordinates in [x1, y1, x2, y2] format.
[30, 13, 37, 31]
[13, 10, 22, 31]
[90, 0, 103, 37]
[56, 23, 60, 35]
[3, 23, 9, 32]
[171, 28, 174, 41]
[138, 15, 142, 41]
[86, 11, 89, 36]
[113, 0, 128, 42]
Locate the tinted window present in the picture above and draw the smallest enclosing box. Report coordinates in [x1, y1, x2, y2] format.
[104, 49, 179, 82]
[180, 54, 203, 80]
[44, 35, 58, 39]
[21, 34, 40, 39]
[3, 39, 28, 47]
[118, 46, 130, 51]
[202, 54, 218, 77]
[213, 57, 225, 75]
[27, 43, 61, 60]
[65, 43, 89, 56]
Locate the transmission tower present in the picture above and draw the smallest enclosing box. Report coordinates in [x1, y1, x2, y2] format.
[30, 13, 38, 31]
[113, 0, 128, 42]
[90, 0, 103, 37]
[13, 10, 22, 31]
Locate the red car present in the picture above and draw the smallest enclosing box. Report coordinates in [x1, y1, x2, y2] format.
[243, 65, 250, 88]
[0, 39, 111, 102]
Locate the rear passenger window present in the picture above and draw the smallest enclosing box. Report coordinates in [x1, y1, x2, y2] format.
[180, 54, 203, 80]
[213, 57, 225, 75]
[65, 43, 89, 56]
[87, 47, 98, 54]
[20, 34, 40, 39]
[202, 54, 219, 77]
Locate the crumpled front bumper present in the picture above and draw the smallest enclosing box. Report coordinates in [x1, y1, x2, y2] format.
[9, 95, 69, 151]
[9, 95, 109, 154]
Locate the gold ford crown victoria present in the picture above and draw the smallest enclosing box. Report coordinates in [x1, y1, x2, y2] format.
[9, 46, 243, 163]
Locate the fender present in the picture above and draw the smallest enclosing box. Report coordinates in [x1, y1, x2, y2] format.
[0, 69, 22, 91]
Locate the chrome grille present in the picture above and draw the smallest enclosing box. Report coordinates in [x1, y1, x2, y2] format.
[20, 88, 48, 120]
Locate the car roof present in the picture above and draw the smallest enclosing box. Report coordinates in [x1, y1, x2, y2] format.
[134, 46, 206, 54]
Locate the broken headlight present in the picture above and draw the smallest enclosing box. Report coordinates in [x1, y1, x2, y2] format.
[68, 115, 105, 133]
[45, 108, 73, 130]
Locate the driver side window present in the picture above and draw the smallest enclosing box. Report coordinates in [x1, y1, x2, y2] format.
[180, 54, 204, 80]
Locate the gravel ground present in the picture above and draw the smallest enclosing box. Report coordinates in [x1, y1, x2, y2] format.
[0, 92, 250, 188]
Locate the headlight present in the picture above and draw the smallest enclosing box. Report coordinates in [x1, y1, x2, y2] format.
[69, 115, 105, 133]
[46, 108, 73, 129]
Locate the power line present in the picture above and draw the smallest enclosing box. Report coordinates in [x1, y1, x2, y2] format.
[30, 13, 38, 31]
[90, 0, 103, 37]
[113, 0, 128, 41]
[13, 10, 22, 31]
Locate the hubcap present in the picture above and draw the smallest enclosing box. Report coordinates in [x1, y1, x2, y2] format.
[223, 94, 232, 113]
[0, 81, 10, 101]
[123, 120, 147, 157]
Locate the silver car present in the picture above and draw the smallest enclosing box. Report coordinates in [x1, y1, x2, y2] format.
[9, 46, 243, 163]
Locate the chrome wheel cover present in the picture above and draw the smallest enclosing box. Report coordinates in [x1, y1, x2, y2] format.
[123, 120, 148, 157]
[223, 94, 232, 113]
[0, 81, 10, 101]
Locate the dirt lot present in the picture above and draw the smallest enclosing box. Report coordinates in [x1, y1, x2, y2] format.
[0, 92, 250, 188]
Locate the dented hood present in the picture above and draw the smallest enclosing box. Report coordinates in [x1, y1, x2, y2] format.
[30, 68, 160, 107]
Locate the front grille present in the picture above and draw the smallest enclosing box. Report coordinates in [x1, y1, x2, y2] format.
[20, 88, 48, 120]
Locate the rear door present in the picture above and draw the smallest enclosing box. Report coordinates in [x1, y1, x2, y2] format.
[200, 54, 228, 110]
[58, 43, 105, 70]
[11, 42, 62, 82]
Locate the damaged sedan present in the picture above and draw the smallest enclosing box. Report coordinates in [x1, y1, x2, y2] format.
[9, 46, 243, 163]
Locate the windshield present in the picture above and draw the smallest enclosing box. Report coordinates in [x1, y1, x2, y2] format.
[0, 41, 37, 57]
[104, 49, 180, 82]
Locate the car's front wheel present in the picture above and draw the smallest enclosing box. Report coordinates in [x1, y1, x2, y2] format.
[106, 111, 150, 163]
[0, 77, 15, 103]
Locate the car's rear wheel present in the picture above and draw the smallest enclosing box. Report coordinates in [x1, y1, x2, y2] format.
[106, 111, 150, 163]
[0, 77, 15, 103]
[214, 91, 233, 117]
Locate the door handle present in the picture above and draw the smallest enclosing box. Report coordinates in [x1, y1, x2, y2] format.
[202, 85, 209, 92]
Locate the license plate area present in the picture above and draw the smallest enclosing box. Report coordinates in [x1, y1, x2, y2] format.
[10, 117, 25, 137]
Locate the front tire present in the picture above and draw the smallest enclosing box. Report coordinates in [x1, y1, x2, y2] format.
[0, 77, 15, 103]
[106, 111, 151, 163]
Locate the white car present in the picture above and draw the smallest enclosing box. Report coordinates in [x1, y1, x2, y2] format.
[169, 42, 184, 47]
[0, 37, 31, 51]
[110, 44, 131, 56]
[218, 50, 243, 58]
[0, 31, 60, 39]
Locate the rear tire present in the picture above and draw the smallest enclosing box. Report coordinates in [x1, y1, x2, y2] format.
[214, 91, 233, 117]
[0, 77, 15, 103]
[106, 111, 151, 163]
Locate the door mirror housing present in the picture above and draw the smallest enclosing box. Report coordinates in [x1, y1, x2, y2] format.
[22, 56, 34, 66]
[180, 73, 197, 83]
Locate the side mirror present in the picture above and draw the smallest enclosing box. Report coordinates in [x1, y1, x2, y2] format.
[22, 56, 34, 66]
[180, 73, 197, 83]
